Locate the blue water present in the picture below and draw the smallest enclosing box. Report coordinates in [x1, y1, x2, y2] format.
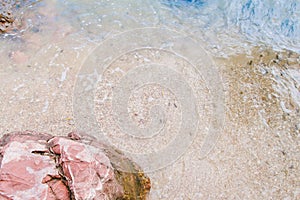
[162, 0, 300, 53]
[163, 0, 206, 8]
[2, 0, 299, 55]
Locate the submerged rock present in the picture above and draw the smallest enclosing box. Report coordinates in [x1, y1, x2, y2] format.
[0, 0, 35, 33]
[0, 0, 19, 33]
[0, 131, 151, 199]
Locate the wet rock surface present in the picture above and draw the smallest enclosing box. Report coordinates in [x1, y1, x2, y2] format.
[1, 0, 19, 33]
[0, 0, 36, 33]
[0, 131, 151, 200]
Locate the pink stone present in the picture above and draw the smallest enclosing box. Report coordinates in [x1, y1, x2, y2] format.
[0, 131, 124, 200]
[48, 136, 123, 200]
[0, 131, 59, 200]
[42, 175, 70, 200]
[9, 51, 29, 64]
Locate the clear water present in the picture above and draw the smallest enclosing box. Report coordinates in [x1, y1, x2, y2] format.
[0, 0, 299, 199]
[162, 0, 300, 54]
[2, 0, 300, 54]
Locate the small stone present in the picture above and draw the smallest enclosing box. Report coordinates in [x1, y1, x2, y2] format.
[9, 51, 29, 64]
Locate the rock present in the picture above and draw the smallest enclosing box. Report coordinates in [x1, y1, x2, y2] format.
[48, 136, 123, 200]
[0, 131, 151, 200]
[0, 0, 18, 33]
[9, 51, 29, 64]
[0, 131, 64, 200]
[0, 0, 33, 33]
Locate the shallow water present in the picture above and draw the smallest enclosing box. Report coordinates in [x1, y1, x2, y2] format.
[0, 0, 299, 199]
[162, 0, 300, 54]
[2, 0, 300, 53]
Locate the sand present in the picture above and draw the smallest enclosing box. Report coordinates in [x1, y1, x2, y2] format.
[0, 1, 299, 199]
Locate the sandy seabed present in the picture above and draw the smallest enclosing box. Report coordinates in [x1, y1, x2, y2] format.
[0, 1, 299, 199]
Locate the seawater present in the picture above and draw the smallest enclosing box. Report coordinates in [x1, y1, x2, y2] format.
[0, 1, 299, 199]
[162, 0, 300, 54]
[2, 0, 300, 55]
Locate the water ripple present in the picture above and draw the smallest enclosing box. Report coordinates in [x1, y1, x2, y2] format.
[163, 0, 300, 53]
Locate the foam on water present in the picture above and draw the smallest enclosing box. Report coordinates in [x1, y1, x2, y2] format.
[162, 0, 300, 54]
